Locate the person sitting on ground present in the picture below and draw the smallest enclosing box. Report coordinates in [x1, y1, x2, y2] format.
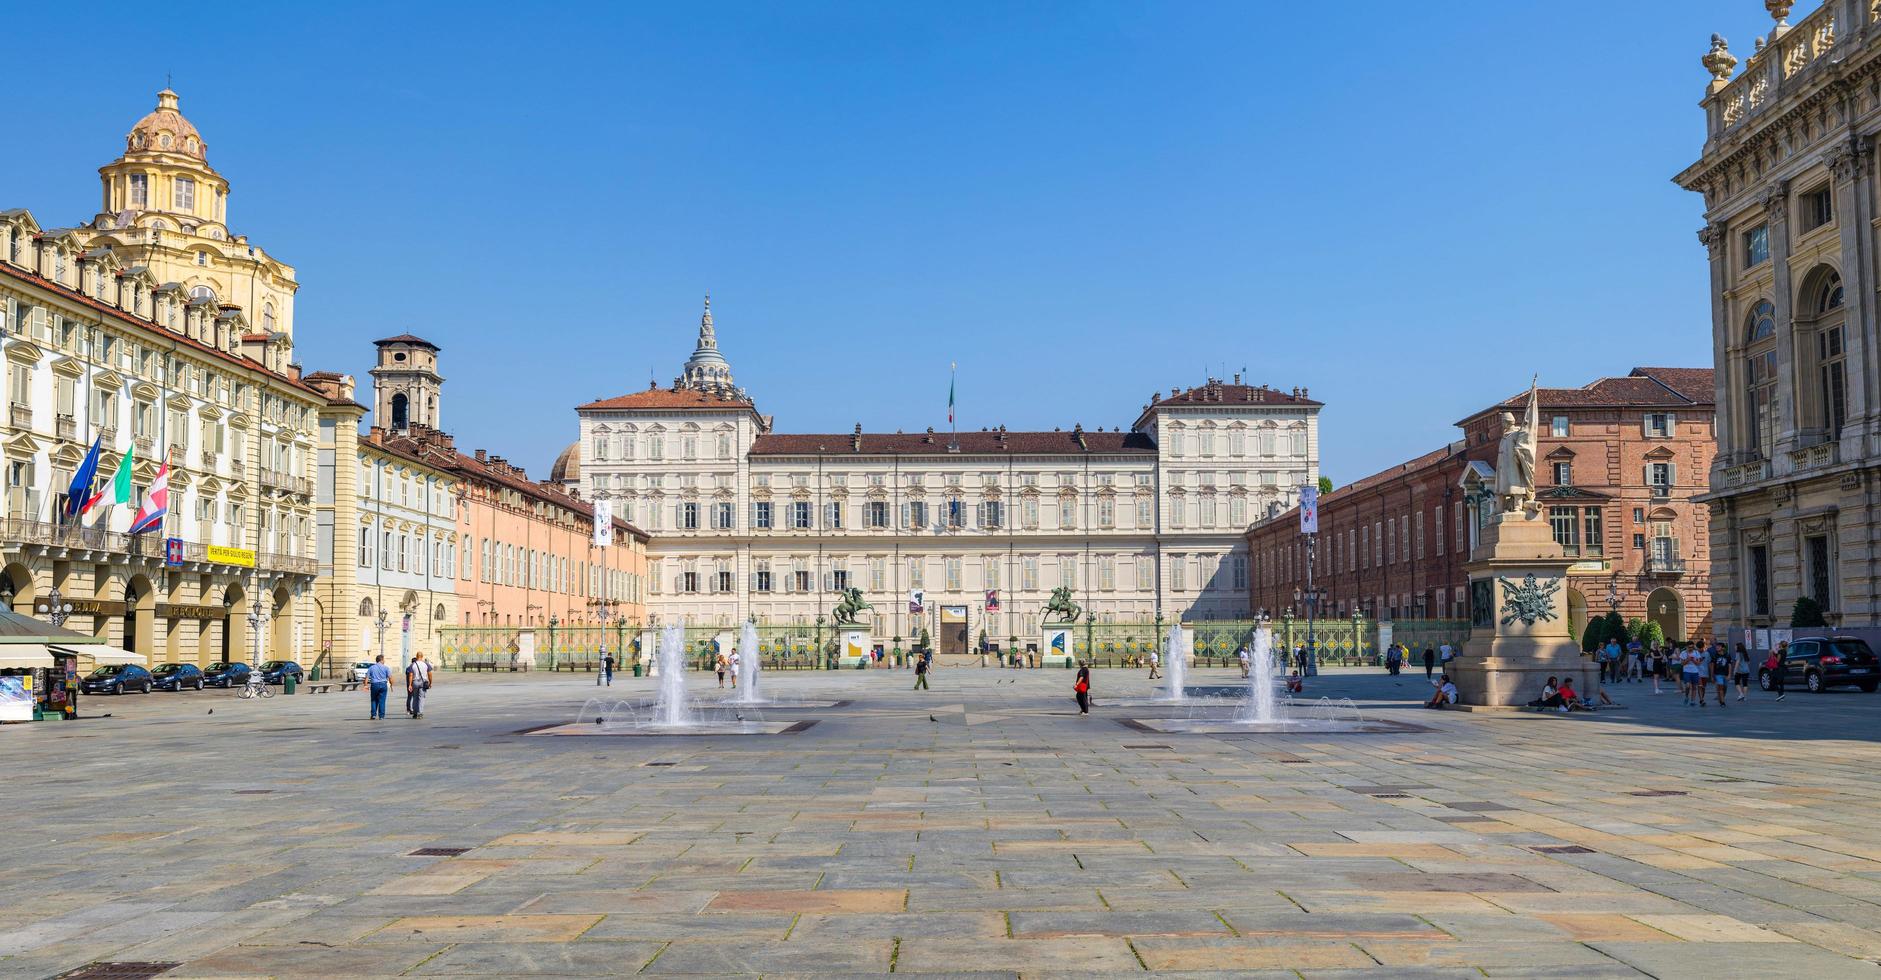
[1528, 675, 1562, 709]
[1285, 669, 1304, 694]
[1425, 673, 1458, 709]
[1556, 677, 1586, 712]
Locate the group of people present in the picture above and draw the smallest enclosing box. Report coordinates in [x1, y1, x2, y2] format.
[713, 650, 743, 689]
[1386, 642, 1455, 681]
[363, 651, 433, 720]
[1587, 636, 1761, 705]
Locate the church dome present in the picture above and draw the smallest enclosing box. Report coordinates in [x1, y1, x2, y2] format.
[127, 89, 206, 160]
[549, 441, 581, 486]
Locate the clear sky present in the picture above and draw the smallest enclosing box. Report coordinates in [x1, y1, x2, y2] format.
[3, 0, 1783, 485]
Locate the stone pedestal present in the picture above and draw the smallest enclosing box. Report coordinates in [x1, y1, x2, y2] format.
[1450, 512, 1590, 706]
[839, 629, 871, 667]
[1041, 626, 1073, 666]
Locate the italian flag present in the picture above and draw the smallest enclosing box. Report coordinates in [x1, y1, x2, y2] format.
[82, 443, 135, 516]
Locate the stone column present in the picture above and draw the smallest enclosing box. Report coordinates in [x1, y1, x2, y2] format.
[1764, 184, 1800, 471]
[1700, 221, 1736, 468]
[1827, 138, 1873, 446]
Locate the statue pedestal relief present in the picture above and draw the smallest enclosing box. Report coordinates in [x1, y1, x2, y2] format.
[1450, 512, 1588, 707]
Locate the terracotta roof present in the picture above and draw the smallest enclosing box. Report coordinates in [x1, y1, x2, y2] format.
[1133, 382, 1320, 429]
[0, 261, 325, 399]
[444, 448, 650, 544]
[1461, 367, 1715, 425]
[1322, 441, 1466, 502]
[374, 333, 438, 350]
[749, 429, 1156, 457]
[1631, 367, 1714, 403]
[579, 385, 755, 411]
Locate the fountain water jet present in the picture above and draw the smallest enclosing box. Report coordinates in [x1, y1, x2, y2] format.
[1161, 621, 1188, 701]
[653, 622, 695, 726]
[1237, 625, 1280, 723]
[732, 620, 762, 704]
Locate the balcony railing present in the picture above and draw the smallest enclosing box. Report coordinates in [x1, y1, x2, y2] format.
[1710, 2, 1845, 139]
[0, 517, 163, 559]
[8, 403, 31, 430]
[1788, 441, 1839, 473]
[55, 414, 75, 441]
[257, 551, 317, 576]
[134, 434, 153, 455]
[97, 426, 116, 448]
[200, 449, 218, 468]
[1721, 459, 1771, 488]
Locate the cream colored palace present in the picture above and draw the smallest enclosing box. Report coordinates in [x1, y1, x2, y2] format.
[565, 303, 1320, 649]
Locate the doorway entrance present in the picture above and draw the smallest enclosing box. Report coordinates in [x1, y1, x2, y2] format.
[1648, 588, 1684, 644]
[938, 605, 969, 657]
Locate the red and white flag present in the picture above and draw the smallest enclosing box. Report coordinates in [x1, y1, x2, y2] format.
[128, 463, 168, 535]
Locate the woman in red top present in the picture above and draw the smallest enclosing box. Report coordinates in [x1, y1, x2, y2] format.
[1765, 643, 1787, 701]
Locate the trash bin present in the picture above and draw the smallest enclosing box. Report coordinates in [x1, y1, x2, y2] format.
[283, 673, 297, 695]
[1065, 656, 1074, 669]
[632, 662, 644, 678]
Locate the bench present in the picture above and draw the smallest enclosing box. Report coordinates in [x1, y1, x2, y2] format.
[305, 683, 332, 694]
[339, 681, 361, 692]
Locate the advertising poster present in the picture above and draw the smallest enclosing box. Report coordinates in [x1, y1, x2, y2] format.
[0, 676, 32, 721]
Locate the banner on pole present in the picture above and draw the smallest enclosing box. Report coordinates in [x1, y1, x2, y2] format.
[1299, 484, 1319, 534]
[908, 588, 925, 615]
[592, 498, 613, 547]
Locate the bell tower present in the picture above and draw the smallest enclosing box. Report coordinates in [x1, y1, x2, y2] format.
[369, 334, 444, 433]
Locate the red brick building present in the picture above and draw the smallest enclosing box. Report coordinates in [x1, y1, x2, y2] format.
[1248, 367, 1716, 642]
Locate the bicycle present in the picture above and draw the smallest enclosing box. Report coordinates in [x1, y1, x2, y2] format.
[237, 675, 274, 699]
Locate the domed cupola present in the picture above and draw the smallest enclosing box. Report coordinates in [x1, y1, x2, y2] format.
[677, 295, 739, 395]
[127, 89, 207, 160]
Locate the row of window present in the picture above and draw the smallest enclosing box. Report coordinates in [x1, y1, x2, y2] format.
[357, 459, 455, 517]
[634, 494, 1261, 533]
[656, 552, 1248, 596]
[1743, 533, 1836, 620]
[468, 535, 641, 603]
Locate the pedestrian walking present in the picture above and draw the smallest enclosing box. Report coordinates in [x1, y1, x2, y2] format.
[1732, 643, 1751, 702]
[1423, 647, 1436, 680]
[365, 654, 391, 720]
[1679, 643, 1706, 706]
[1384, 643, 1400, 677]
[1073, 661, 1091, 715]
[405, 652, 432, 718]
[715, 652, 728, 688]
[600, 651, 614, 687]
[1711, 642, 1732, 709]
[1766, 643, 1787, 701]
[1649, 644, 1666, 695]
[729, 650, 740, 689]
[1238, 645, 1252, 679]
[913, 651, 929, 690]
[1147, 648, 1161, 680]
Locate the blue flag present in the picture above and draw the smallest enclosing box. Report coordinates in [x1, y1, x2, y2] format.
[64, 437, 103, 520]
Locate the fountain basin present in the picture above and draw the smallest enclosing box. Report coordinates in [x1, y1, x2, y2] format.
[524, 719, 809, 736]
[1124, 717, 1427, 735]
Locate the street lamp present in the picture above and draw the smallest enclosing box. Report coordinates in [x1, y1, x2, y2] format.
[248, 573, 271, 679]
[375, 608, 389, 667]
[547, 614, 558, 669]
[36, 587, 74, 628]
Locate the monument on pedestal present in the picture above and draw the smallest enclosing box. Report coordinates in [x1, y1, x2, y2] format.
[831, 588, 874, 667]
[1450, 381, 1590, 707]
[1040, 587, 1081, 666]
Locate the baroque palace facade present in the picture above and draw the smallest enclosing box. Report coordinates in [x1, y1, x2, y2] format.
[0, 90, 319, 668]
[1677, 1, 1881, 638]
[564, 302, 1318, 652]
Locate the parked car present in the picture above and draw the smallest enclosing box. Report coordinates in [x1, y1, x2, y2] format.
[201, 661, 253, 688]
[1760, 636, 1880, 693]
[150, 662, 205, 691]
[349, 662, 374, 682]
[80, 664, 153, 695]
[259, 660, 303, 684]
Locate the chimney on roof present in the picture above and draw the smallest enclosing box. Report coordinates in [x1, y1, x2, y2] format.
[1171, 387, 1180, 397]
[1233, 372, 1241, 385]
[474, 449, 487, 463]
[1150, 392, 1159, 404]
[1301, 386, 1309, 399]
[852, 423, 862, 452]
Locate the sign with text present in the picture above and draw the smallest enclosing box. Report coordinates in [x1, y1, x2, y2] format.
[206, 545, 256, 568]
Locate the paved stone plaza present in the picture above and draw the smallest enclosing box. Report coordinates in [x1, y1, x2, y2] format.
[6, 666, 1881, 978]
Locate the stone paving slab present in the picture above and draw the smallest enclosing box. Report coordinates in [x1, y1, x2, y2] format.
[9, 668, 1881, 977]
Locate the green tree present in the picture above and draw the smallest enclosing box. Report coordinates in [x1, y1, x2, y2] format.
[1580, 616, 1608, 653]
[1318, 476, 1334, 495]
[1601, 612, 1626, 648]
[1791, 596, 1829, 628]
[1625, 617, 1647, 642]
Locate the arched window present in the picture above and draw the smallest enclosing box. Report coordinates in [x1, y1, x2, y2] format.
[391, 393, 409, 430]
[1809, 272, 1848, 439]
[1745, 300, 1778, 457]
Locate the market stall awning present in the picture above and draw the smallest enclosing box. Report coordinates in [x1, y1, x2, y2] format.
[0, 644, 54, 669]
[52, 644, 145, 666]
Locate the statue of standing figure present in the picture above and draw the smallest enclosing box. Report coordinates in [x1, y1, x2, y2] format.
[1495, 377, 1539, 517]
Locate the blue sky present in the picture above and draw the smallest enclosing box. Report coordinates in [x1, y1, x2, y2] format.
[3, 1, 1785, 484]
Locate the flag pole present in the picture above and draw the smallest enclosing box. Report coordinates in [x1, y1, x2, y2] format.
[948, 362, 958, 452]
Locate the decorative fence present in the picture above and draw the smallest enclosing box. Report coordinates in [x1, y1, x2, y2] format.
[438, 617, 1475, 670]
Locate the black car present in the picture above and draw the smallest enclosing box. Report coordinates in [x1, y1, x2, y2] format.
[150, 662, 205, 692]
[201, 661, 253, 688]
[1761, 636, 1881, 693]
[258, 660, 303, 684]
[80, 664, 153, 695]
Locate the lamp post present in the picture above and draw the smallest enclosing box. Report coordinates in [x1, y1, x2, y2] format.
[248, 572, 271, 680]
[375, 608, 389, 668]
[547, 614, 558, 670]
[36, 587, 74, 628]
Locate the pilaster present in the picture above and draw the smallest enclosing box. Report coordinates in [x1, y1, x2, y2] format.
[1766, 183, 1800, 468]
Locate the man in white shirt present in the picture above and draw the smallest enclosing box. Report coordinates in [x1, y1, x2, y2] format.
[728, 651, 741, 689]
[1147, 649, 1161, 680]
[406, 653, 433, 719]
[1237, 646, 1252, 679]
